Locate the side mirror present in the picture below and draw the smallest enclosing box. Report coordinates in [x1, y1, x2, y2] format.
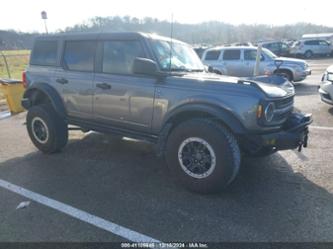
[208, 66, 214, 73]
[208, 66, 222, 75]
[132, 57, 159, 76]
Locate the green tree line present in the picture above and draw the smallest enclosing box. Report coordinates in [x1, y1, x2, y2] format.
[1, 16, 333, 49]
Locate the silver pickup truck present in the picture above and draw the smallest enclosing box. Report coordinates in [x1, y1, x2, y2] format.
[21, 32, 312, 193]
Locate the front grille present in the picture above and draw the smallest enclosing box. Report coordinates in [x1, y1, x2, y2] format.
[275, 96, 294, 109]
[273, 96, 294, 122]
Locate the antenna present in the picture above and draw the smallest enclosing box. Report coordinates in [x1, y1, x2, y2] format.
[169, 13, 174, 72]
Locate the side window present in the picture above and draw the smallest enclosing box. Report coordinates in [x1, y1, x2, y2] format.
[63, 41, 96, 72]
[222, 50, 241, 60]
[244, 50, 264, 61]
[244, 50, 257, 60]
[102, 40, 145, 74]
[281, 43, 289, 49]
[319, 40, 329, 46]
[30, 40, 58, 66]
[270, 43, 280, 50]
[305, 40, 318, 46]
[204, 50, 221, 60]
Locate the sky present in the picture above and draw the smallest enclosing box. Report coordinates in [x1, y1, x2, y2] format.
[1, 0, 332, 33]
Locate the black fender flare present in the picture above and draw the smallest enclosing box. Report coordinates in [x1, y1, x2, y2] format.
[161, 103, 247, 135]
[22, 82, 66, 119]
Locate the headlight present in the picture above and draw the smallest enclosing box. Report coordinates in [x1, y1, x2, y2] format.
[264, 102, 275, 122]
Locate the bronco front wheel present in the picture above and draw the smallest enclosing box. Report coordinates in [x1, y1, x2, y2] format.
[165, 119, 241, 193]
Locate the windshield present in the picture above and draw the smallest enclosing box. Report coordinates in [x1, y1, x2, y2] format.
[262, 48, 278, 59]
[151, 39, 205, 72]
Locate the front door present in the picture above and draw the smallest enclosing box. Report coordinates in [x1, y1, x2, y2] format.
[93, 39, 156, 133]
[243, 49, 266, 76]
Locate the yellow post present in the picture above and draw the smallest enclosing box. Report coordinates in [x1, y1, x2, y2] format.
[0, 80, 25, 114]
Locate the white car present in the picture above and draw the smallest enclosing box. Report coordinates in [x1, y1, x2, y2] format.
[319, 65, 333, 105]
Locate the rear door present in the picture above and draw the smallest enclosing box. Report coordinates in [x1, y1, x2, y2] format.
[221, 49, 242, 76]
[93, 38, 156, 132]
[55, 39, 96, 120]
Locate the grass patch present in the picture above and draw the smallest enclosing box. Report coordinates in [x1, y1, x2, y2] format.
[0, 50, 30, 80]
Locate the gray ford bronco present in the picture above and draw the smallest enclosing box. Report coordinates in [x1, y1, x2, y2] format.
[22, 32, 312, 193]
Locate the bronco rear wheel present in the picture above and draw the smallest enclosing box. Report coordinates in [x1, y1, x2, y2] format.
[27, 104, 68, 154]
[165, 119, 241, 193]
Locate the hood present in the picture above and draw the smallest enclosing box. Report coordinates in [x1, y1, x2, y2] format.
[244, 75, 295, 98]
[181, 72, 240, 84]
[275, 57, 307, 66]
[327, 64, 333, 73]
[179, 73, 294, 98]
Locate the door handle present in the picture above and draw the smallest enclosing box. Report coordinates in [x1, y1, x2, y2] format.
[56, 78, 68, 84]
[96, 83, 112, 90]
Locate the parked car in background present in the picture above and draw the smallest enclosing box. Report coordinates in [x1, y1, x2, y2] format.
[319, 65, 333, 105]
[229, 42, 254, 47]
[302, 33, 333, 44]
[201, 46, 311, 82]
[261, 41, 290, 57]
[289, 39, 332, 58]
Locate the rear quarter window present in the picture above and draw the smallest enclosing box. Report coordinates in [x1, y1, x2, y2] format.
[30, 40, 58, 66]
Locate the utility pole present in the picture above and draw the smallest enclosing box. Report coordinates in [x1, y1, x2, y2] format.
[41, 11, 48, 34]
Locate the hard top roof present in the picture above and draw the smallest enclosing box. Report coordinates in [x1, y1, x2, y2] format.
[34, 32, 186, 44]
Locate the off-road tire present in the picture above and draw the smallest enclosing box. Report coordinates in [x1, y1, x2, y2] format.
[27, 104, 68, 154]
[165, 119, 241, 193]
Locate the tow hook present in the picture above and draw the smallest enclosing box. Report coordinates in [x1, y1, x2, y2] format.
[298, 129, 309, 152]
[298, 142, 303, 152]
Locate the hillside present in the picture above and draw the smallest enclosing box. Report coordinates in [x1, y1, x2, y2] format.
[1, 16, 333, 49]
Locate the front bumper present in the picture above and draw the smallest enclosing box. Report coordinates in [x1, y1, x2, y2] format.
[318, 85, 333, 105]
[294, 68, 311, 82]
[243, 112, 312, 154]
